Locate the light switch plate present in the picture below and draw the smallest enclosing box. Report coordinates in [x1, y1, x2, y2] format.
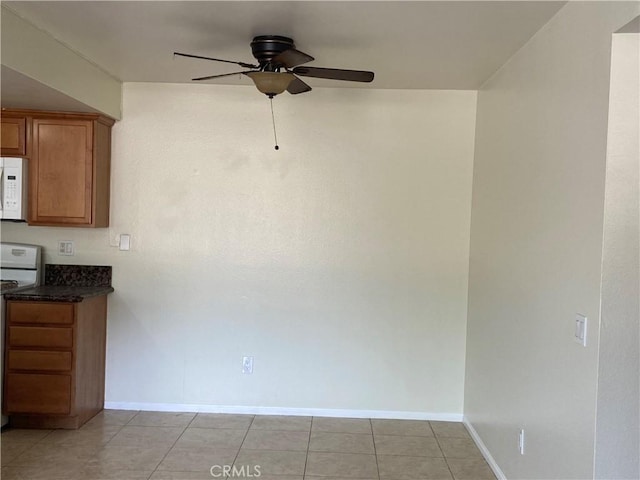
[119, 234, 131, 251]
[518, 429, 525, 455]
[575, 314, 587, 346]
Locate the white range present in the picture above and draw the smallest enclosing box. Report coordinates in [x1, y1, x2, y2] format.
[0, 242, 42, 427]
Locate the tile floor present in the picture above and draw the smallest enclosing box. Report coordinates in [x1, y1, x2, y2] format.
[0, 410, 496, 480]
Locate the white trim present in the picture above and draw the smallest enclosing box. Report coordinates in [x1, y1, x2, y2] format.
[104, 402, 463, 421]
[463, 416, 507, 480]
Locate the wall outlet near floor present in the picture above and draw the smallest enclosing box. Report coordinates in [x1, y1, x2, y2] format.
[242, 356, 254, 374]
[518, 429, 525, 455]
[58, 241, 75, 256]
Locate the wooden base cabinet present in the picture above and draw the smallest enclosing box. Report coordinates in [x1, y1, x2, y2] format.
[3, 296, 108, 429]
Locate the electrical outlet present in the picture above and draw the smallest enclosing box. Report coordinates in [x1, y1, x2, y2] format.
[58, 241, 75, 256]
[242, 356, 254, 374]
[518, 429, 525, 455]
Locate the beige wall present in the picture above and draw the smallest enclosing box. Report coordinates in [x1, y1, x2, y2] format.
[595, 31, 640, 480]
[1, 83, 477, 416]
[465, 2, 640, 479]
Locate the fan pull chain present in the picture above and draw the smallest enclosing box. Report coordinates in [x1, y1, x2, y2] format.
[270, 97, 280, 150]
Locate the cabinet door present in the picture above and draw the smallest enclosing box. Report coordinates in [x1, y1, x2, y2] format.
[1, 116, 27, 156]
[30, 119, 93, 225]
[5, 373, 71, 414]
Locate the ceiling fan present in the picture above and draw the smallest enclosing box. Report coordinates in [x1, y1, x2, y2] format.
[174, 35, 375, 98]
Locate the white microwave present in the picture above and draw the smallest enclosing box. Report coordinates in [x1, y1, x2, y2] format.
[0, 157, 28, 221]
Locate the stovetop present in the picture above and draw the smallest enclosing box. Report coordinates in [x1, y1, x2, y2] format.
[0, 280, 36, 294]
[0, 280, 19, 293]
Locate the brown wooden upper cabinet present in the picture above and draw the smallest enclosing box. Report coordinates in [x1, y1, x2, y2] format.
[1, 115, 28, 156]
[1, 109, 115, 227]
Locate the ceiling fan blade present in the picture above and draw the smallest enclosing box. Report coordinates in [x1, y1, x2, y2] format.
[192, 70, 254, 81]
[292, 66, 374, 83]
[272, 48, 314, 68]
[174, 52, 259, 69]
[287, 76, 312, 95]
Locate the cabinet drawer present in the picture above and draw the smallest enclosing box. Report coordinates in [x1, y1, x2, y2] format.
[8, 326, 73, 349]
[5, 373, 71, 414]
[8, 350, 72, 372]
[1, 117, 26, 156]
[8, 302, 74, 325]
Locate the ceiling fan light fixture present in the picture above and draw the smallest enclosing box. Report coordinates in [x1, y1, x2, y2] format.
[246, 71, 295, 97]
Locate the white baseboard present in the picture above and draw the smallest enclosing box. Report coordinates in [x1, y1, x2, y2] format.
[104, 402, 463, 422]
[463, 415, 507, 480]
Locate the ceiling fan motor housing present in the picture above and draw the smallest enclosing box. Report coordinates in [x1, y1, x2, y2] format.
[251, 35, 295, 69]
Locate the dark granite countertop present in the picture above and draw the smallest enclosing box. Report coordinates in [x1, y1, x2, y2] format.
[4, 285, 114, 302]
[3, 264, 114, 303]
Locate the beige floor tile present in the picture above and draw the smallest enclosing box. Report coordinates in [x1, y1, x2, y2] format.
[108, 425, 185, 447]
[10, 443, 100, 467]
[436, 437, 483, 459]
[1, 464, 86, 479]
[242, 429, 309, 451]
[174, 427, 247, 449]
[39, 424, 123, 447]
[429, 422, 470, 439]
[250, 415, 312, 432]
[149, 471, 219, 480]
[1, 442, 32, 466]
[75, 466, 153, 479]
[205, 473, 301, 480]
[309, 431, 375, 454]
[84, 409, 139, 427]
[234, 449, 307, 475]
[0, 429, 52, 443]
[0, 414, 493, 480]
[377, 455, 452, 479]
[189, 413, 254, 430]
[374, 434, 442, 457]
[249, 476, 303, 480]
[446, 458, 495, 480]
[157, 446, 238, 472]
[153, 465, 303, 480]
[305, 452, 378, 478]
[86, 445, 171, 471]
[311, 417, 372, 434]
[0, 467, 29, 480]
[372, 420, 434, 437]
[305, 477, 377, 480]
[128, 411, 196, 428]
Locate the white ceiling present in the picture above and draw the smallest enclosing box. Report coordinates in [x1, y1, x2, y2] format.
[2, 1, 566, 105]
